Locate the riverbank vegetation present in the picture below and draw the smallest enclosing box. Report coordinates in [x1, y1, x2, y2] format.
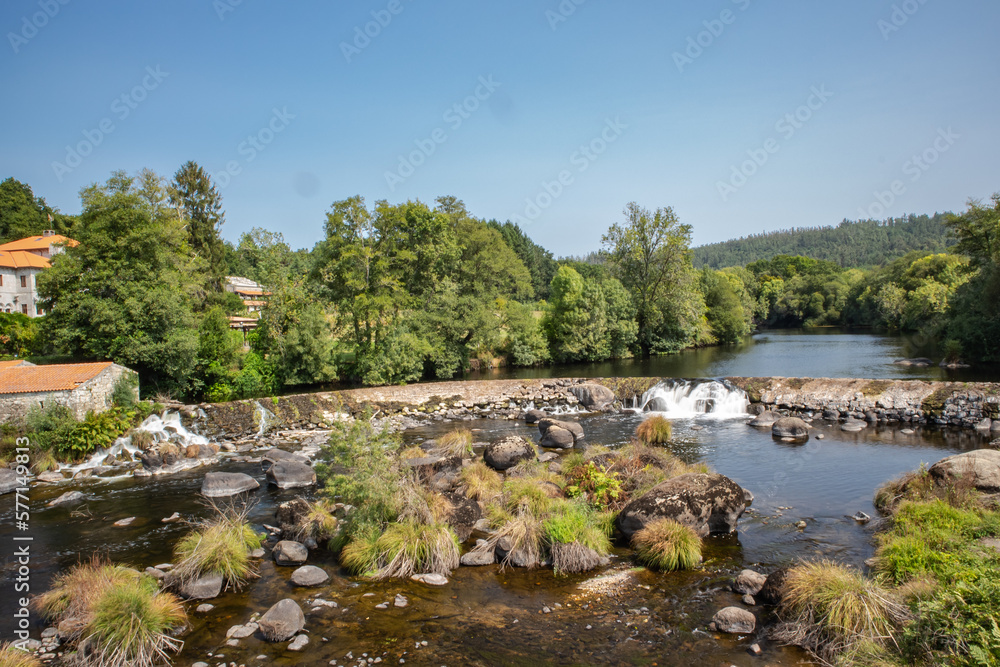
[3, 167, 997, 399]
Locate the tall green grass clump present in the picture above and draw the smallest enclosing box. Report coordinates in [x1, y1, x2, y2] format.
[36, 559, 140, 639]
[172, 509, 262, 590]
[340, 519, 459, 579]
[460, 460, 503, 502]
[544, 501, 612, 574]
[631, 518, 702, 571]
[86, 575, 186, 667]
[635, 415, 672, 444]
[775, 560, 907, 664]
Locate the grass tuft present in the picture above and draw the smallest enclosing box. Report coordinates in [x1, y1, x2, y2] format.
[341, 519, 459, 579]
[288, 499, 339, 544]
[172, 508, 262, 590]
[399, 445, 428, 460]
[433, 429, 474, 458]
[36, 557, 140, 637]
[460, 460, 503, 502]
[0, 645, 42, 667]
[85, 576, 186, 667]
[632, 518, 702, 571]
[635, 415, 672, 444]
[544, 501, 611, 574]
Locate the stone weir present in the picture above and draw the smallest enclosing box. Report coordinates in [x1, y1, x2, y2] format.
[191, 376, 1000, 438]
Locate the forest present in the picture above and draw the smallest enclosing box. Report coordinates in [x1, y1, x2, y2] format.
[1, 168, 998, 400]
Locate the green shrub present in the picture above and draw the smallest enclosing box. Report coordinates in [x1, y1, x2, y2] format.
[206, 382, 233, 403]
[110, 374, 138, 408]
[565, 461, 623, 508]
[341, 519, 459, 579]
[58, 409, 132, 460]
[632, 518, 702, 571]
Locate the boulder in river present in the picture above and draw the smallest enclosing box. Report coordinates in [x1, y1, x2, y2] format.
[273, 540, 309, 565]
[524, 409, 547, 424]
[732, 569, 767, 596]
[540, 426, 575, 449]
[756, 568, 788, 605]
[928, 449, 1000, 492]
[290, 565, 329, 587]
[258, 599, 305, 641]
[771, 417, 809, 440]
[0, 468, 19, 495]
[276, 498, 311, 536]
[201, 472, 259, 497]
[615, 473, 747, 540]
[266, 461, 317, 490]
[261, 448, 307, 470]
[483, 436, 536, 471]
[747, 411, 779, 427]
[47, 490, 84, 507]
[841, 418, 867, 432]
[711, 607, 756, 634]
[893, 357, 933, 367]
[538, 418, 584, 443]
[177, 574, 223, 600]
[568, 383, 616, 411]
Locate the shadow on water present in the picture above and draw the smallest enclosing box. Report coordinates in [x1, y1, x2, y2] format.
[0, 407, 994, 665]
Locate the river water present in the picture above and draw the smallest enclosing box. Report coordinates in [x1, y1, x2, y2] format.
[464, 328, 998, 383]
[0, 332, 996, 665]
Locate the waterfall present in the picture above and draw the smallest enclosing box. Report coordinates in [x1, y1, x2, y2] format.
[634, 380, 749, 418]
[254, 401, 276, 437]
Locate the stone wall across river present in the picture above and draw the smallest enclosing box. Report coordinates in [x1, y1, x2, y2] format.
[188, 376, 1000, 438]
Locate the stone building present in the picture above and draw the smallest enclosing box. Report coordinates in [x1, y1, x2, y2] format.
[0, 361, 138, 421]
[0, 231, 77, 317]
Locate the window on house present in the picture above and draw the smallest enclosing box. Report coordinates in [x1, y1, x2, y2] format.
[20, 275, 27, 288]
[0, 275, 3, 286]
[21, 304, 28, 314]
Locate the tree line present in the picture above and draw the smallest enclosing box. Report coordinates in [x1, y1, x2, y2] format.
[0, 167, 997, 400]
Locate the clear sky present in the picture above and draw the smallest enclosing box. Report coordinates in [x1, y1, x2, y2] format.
[1, 0, 997, 256]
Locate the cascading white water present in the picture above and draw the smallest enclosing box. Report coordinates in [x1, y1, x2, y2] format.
[254, 401, 276, 437]
[635, 380, 749, 418]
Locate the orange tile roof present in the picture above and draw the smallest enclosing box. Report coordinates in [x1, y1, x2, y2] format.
[0, 360, 32, 370]
[0, 362, 113, 395]
[0, 234, 78, 252]
[0, 250, 50, 269]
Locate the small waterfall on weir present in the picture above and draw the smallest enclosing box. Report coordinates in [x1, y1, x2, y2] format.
[633, 379, 749, 418]
[254, 401, 276, 437]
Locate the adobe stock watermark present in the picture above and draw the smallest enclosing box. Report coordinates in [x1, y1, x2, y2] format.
[546, 0, 588, 31]
[213, 0, 243, 21]
[51, 66, 169, 183]
[384, 75, 500, 192]
[857, 127, 958, 219]
[673, 0, 751, 73]
[214, 107, 296, 189]
[7, 0, 70, 54]
[717, 84, 833, 202]
[878, 0, 931, 40]
[9, 437, 33, 651]
[340, 0, 413, 63]
[510, 117, 627, 227]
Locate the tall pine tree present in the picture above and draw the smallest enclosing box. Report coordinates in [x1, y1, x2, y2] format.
[169, 161, 227, 287]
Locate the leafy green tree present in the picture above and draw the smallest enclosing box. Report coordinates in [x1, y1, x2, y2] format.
[602, 202, 702, 355]
[169, 162, 227, 286]
[0, 177, 75, 242]
[543, 266, 636, 362]
[196, 306, 241, 391]
[37, 169, 203, 396]
[281, 303, 339, 385]
[486, 219, 557, 299]
[0, 312, 39, 358]
[701, 269, 751, 344]
[945, 193, 1000, 267]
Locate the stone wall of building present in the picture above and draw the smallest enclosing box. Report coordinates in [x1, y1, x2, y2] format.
[0, 364, 139, 422]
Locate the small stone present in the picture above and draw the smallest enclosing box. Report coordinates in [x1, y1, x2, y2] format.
[796, 520, 807, 529]
[114, 516, 137, 527]
[712, 606, 756, 634]
[290, 565, 329, 587]
[410, 573, 448, 586]
[742, 594, 755, 605]
[900, 428, 915, 435]
[852, 511, 871, 523]
[815, 434, 824, 440]
[394, 594, 408, 608]
[748, 643, 763, 656]
[288, 634, 310, 651]
[375, 603, 388, 609]
[195, 604, 215, 613]
[162, 512, 181, 523]
[226, 622, 258, 639]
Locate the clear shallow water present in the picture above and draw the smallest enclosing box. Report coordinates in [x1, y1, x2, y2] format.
[463, 328, 1000, 383]
[0, 410, 993, 665]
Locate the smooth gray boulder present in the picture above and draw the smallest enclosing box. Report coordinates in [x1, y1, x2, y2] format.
[0, 468, 19, 495]
[261, 448, 307, 470]
[539, 426, 575, 449]
[711, 607, 756, 634]
[524, 409, 547, 424]
[615, 473, 747, 540]
[732, 569, 767, 596]
[483, 436, 536, 471]
[772, 417, 809, 440]
[201, 472, 259, 497]
[841, 418, 867, 432]
[568, 383, 616, 411]
[266, 461, 316, 489]
[177, 574, 223, 600]
[538, 418, 584, 442]
[460, 550, 496, 566]
[748, 411, 779, 427]
[290, 565, 329, 587]
[258, 599, 305, 641]
[929, 449, 1000, 492]
[47, 490, 84, 506]
[273, 540, 308, 565]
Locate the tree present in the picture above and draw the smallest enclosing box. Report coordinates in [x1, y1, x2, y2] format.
[602, 202, 702, 355]
[169, 161, 227, 286]
[945, 193, 1000, 267]
[0, 177, 74, 243]
[37, 169, 204, 396]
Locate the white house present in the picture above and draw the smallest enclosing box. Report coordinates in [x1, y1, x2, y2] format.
[0, 231, 77, 317]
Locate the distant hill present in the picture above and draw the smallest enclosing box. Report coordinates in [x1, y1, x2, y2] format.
[692, 213, 954, 269]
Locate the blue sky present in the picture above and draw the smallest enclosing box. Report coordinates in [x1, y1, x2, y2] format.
[1, 0, 997, 256]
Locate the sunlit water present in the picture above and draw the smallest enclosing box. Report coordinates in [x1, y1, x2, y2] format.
[1, 405, 992, 665]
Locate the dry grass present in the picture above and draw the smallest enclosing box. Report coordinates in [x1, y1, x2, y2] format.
[874, 465, 979, 515]
[35, 557, 141, 638]
[399, 445, 428, 460]
[490, 513, 546, 570]
[635, 415, 672, 444]
[632, 518, 702, 571]
[30, 450, 59, 474]
[288, 499, 339, 544]
[550, 542, 602, 575]
[0, 645, 42, 667]
[129, 429, 155, 451]
[460, 460, 503, 502]
[432, 429, 474, 458]
[773, 560, 909, 664]
[894, 575, 939, 603]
